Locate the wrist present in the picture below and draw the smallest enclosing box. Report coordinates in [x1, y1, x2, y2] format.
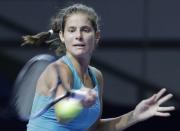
[128, 110, 139, 126]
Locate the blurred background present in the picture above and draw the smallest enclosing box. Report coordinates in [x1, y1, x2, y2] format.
[0, 0, 180, 130]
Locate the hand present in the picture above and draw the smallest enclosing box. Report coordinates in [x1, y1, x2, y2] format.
[132, 88, 175, 123]
[79, 87, 97, 108]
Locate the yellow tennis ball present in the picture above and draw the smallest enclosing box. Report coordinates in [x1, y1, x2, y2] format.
[55, 98, 83, 123]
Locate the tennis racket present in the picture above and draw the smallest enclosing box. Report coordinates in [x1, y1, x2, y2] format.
[11, 54, 56, 121]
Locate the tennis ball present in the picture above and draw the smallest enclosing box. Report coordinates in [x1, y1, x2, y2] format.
[55, 98, 83, 123]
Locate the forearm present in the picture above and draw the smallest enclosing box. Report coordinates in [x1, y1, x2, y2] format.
[96, 111, 138, 131]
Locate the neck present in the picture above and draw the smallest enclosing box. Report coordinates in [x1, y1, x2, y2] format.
[66, 52, 90, 74]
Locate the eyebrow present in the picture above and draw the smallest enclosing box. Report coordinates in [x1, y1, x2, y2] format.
[81, 25, 91, 28]
[67, 26, 76, 29]
[67, 25, 92, 28]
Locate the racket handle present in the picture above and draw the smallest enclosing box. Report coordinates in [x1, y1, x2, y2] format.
[70, 90, 86, 100]
[30, 92, 71, 119]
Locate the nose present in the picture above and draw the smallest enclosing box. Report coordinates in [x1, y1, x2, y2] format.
[75, 30, 83, 41]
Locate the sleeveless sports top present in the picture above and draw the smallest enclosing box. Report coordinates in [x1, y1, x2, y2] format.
[27, 55, 101, 131]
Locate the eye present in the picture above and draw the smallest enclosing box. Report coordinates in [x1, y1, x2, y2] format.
[68, 27, 76, 33]
[82, 27, 91, 33]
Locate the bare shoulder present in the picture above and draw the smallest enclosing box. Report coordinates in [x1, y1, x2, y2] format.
[46, 59, 73, 85]
[36, 59, 72, 95]
[36, 61, 57, 95]
[89, 66, 103, 86]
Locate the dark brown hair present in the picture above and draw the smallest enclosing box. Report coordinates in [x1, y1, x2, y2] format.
[22, 3, 100, 56]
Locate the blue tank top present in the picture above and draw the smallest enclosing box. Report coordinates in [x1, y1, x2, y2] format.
[27, 55, 101, 131]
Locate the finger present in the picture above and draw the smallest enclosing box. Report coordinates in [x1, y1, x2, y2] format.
[157, 106, 175, 112]
[154, 112, 171, 117]
[155, 88, 167, 101]
[158, 94, 173, 105]
[145, 94, 157, 105]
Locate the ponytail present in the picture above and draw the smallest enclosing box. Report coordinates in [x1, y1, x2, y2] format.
[21, 30, 53, 46]
[21, 29, 66, 56]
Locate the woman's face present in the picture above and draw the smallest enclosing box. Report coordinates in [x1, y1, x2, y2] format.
[60, 13, 100, 58]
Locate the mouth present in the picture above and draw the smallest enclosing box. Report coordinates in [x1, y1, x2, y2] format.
[73, 44, 86, 47]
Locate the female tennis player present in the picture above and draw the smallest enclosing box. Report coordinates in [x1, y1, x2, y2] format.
[19, 3, 175, 131]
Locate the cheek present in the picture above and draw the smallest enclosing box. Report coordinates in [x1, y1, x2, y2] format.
[86, 34, 96, 43]
[64, 35, 73, 46]
[87, 37, 96, 49]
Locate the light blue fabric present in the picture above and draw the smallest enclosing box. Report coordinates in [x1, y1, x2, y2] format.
[27, 55, 101, 131]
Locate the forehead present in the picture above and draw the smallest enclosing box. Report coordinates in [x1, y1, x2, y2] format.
[65, 13, 92, 27]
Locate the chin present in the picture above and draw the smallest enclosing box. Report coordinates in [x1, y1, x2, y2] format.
[73, 52, 90, 58]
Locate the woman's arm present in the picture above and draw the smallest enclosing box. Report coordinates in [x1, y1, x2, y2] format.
[89, 68, 175, 131]
[97, 88, 174, 131]
[96, 111, 135, 131]
[35, 60, 73, 96]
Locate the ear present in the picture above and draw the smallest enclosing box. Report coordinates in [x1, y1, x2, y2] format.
[95, 31, 101, 44]
[59, 31, 65, 43]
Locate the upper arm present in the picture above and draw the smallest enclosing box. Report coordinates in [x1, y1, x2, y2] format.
[36, 63, 58, 96]
[53, 61, 73, 99]
[36, 61, 73, 97]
